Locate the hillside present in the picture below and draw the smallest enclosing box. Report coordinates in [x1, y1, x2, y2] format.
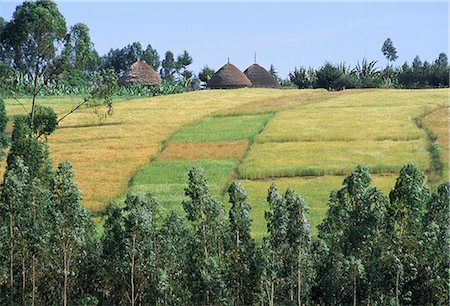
[4, 88, 449, 237]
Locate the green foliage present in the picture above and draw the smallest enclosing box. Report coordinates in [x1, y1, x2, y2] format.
[314, 62, 343, 90]
[198, 65, 215, 88]
[85, 68, 118, 116]
[182, 167, 228, 304]
[52, 161, 98, 305]
[226, 181, 259, 305]
[30, 105, 57, 138]
[1, 0, 67, 79]
[160, 51, 176, 82]
[381, 38, 398, 64]
[102, 193, 157, 305]
[142, 44, 160, 71]
[289, 66, 315, 89]
[176, 50, 193, 84]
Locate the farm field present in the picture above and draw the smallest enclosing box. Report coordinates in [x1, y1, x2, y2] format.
[3, 89, 304, 211]
[3, 88, 448, 237]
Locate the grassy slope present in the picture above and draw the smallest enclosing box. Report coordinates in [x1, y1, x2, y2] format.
[3, 89, 302, 211]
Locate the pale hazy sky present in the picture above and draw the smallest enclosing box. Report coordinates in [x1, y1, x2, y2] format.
[1, 1, 448, 78]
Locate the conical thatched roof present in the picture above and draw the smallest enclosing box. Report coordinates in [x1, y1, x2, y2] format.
[244, 64, 280, 88]
[118, 60, 161, 86]
[207, 63, 252, 89]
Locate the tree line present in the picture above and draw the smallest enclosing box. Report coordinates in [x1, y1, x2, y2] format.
[0, 95, 448, 305]
[286, 39, 449, 90]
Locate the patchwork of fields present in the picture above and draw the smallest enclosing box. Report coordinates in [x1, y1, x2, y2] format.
[3, 88, 449, 237]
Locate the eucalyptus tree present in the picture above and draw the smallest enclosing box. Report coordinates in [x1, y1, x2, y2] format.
[415, 183, 450, 304]
[160, 51, 176, 82]
[284, 188, 314, 305]
[182, 167, 227, 305]
[385, 164, 429, 305]
[226, 181, 258, 306]
[262, 184, 288, 305]
[156, 211, 190, 305]
[102, 193, 156, 306]
[143, 44, 160, 71]
[1, 0, 66, 126]
[315, 165, 389, 305]
[176, 50, 193, 85]
[51, 161, 97, 306]
[381, 38, 398, 68]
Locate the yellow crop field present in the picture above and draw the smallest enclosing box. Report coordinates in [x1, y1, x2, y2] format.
[239, 139, 430, 179]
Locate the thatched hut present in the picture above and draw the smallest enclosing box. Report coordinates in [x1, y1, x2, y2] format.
[207, 63, 252, 89]
[118, 60, 161, 86]
[244, 63, 280, 88]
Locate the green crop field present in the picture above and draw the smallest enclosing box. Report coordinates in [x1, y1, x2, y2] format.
[170, 113, 273, 142]
[3, 88, 448, 238]
[127, 159, 236, 214]
[239, 139, 430, 179]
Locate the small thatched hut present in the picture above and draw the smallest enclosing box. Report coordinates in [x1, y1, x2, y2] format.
[118, 60, 161, 86]
[244, 64, 280, 88]
[207, 63, 252, 89]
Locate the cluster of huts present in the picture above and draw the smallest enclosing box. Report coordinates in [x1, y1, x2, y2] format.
[118, 60, 280, 89]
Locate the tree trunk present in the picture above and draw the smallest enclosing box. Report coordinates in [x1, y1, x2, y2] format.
[22, 256, 26, 305]
[32, 255, 36, 306]
[396, 269, 400, 306]
[353, 276, 357, 306]
[131, 235, 135, 306]
[30, 63, 40, 132]
[297, 250, 302, 306]
[9, 214, 14, 306]
[63, 247, 68, 306]
[270, 279, 274, 306]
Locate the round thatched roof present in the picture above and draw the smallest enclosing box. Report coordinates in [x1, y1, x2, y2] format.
[244, 64, 280, 88]
[118, 60, 161, 86]
[207, 63, 252, 89]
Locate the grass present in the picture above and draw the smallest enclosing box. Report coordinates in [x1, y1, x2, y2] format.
[169, 113, 273, 143]
[240, 174, 398, 241]
[3, 89, 300, 211]
[126, 159, 237, 214]
[239, 140, 430, 179]
[157, 140, 248, 161]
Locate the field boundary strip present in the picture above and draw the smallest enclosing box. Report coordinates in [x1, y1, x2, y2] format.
[414, 104, 448, 185]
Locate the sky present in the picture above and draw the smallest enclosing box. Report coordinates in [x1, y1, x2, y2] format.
[0, 1, 448, 78]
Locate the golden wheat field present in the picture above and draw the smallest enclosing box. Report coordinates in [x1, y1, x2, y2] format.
[2, 89, 449, 236]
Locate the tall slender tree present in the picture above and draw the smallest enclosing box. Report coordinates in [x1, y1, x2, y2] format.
[284, 188, 313, 305]
[226, 181, 258, 306]
[182, 167, 227, 305]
